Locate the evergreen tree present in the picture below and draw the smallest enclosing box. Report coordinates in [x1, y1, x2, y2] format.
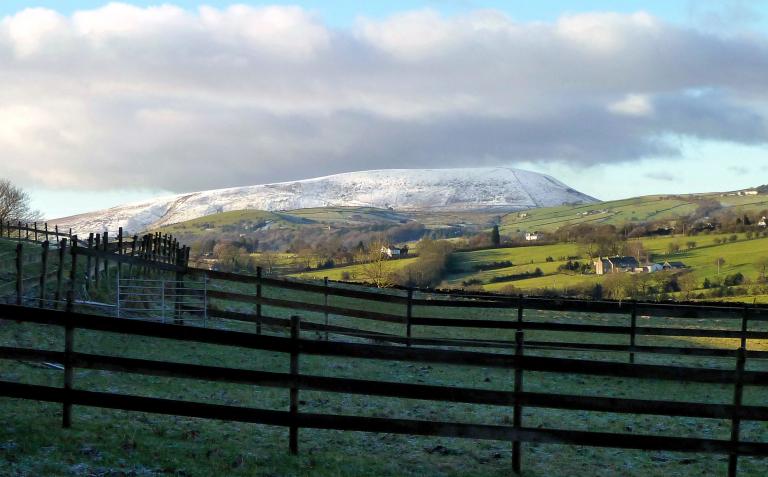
[491, 225, 501, 247]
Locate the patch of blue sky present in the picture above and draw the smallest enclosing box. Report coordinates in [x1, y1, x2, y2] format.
[2, 1, 765, 30]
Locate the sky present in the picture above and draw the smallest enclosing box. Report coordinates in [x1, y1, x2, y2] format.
[1, 1, 768, 218]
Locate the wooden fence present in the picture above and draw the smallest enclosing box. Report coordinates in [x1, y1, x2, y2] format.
[0, 303, 767, 476]
[4, 232, 768, 474]
[196, 268, 768, 363]
[0, 223, 190, 309]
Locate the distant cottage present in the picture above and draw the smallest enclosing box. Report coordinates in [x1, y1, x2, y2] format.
[593, 256, 640, 275]
[594, 256, 686, 275]
[381, 245, 408, 258]
[524, 232, 541, 241]
[662, 261, 686, 270]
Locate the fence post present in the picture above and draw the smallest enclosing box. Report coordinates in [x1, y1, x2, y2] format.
[39, 241, 49, 308]
[44, 223, 49, 242]
[406, 288, 413, 347]
[15, 242, 23, 305]
[85, 234, 93, 291]
[102, 231, 109, 291]
[729, 345, 746, 477]
[324, 276, 329, 341]
[63, 289, 74, 428]
[94, 234, 101, 289]
[203, 273, 208, 328]
[629, 301, 637, 364]
[255, 267, 262, 335]
[740, 306, 749, 349]
[117, 227, 123, 279]
[174, 247, 185, 325]
[55, 239, 67, 309]
[290, 315, 300, 455]
[512, 329, 524, 474]
[129, 235, 137, 278]
[69, 237, 78, 301]
[33, 222, 38, 242]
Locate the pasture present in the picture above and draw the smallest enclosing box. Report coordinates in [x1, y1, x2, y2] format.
[500, 193, 768, 235]
[5, 263, 768, 476]
[445, 232, 768, 301]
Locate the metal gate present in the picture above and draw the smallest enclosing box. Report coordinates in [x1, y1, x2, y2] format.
[117, 278, 207, 325]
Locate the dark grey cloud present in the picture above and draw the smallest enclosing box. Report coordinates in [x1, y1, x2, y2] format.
[1, 5, 768, 192]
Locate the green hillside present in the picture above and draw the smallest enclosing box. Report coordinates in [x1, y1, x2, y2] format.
[445, 231, 768, 302]
[154, 207, 410, 240]
[501, 193, 768, 234]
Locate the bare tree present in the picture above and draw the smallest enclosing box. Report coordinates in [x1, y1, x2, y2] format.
[0, 179, 41, 223]
[623, 240, 647, 263]
[356, 241, 395, 288]
[715, 257, 726, 275]
[755, 257, 768, 282]
[257, 251, 278, 275]
[602, 273, 633, 304]
[678, 272, 698, 300]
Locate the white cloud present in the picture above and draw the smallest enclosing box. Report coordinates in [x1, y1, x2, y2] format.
[2, 8, 68, 57]
[0, 4, 767, 194]
[608, 94, 654, 116]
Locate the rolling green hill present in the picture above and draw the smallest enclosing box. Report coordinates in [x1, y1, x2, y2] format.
[153, 207, 411, 241]
[500, 193, 768, 234]
[445, 231, 768, 302]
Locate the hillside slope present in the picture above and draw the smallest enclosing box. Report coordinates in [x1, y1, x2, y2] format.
[50, 167, 597, 234]
[501, 193, 768, 234]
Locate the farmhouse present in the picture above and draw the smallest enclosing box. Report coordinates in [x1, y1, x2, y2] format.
[524, 232, 541, 241]
[640, 263, 663, 273]
[759, 216, 767, 227]
[662, 261, 686, 270]
[593, 256, 640, 275]
[381, 245, 408, 258]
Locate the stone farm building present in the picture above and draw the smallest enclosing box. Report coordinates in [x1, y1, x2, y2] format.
[594, 256, 686, 275]
[593, 256, 640, 275]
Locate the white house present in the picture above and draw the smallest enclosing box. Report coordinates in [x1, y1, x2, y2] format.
[524, 232, 540, 241]
[759, 216, 767, 227]
[381, 245, 408, 258]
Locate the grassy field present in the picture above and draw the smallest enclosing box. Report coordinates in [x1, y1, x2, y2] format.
[443, 232, 768, 301]
[500, 193, 768, 234]
[3, 277, 768, 476]
[290, 257, 419, 281]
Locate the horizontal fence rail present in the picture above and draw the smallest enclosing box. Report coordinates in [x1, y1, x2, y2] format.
[5, 233, 768, 475]
[1, 303, 767, 476]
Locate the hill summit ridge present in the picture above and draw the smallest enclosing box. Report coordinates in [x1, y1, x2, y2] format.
[52, 167, 597, 234]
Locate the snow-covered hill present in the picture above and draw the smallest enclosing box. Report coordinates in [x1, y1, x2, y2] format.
[51, 167, 597, 234]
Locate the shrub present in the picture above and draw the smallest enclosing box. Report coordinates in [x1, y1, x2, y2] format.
[558, 260, 581, 272]
[473, 260, 513, 271]
[488, 268, 544, 283]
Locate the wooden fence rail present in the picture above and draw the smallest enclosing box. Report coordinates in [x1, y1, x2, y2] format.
[1, 227, 189, 307]
[0, 303, 767, 476]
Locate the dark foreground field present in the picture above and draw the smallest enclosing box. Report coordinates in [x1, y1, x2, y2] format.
[2, 297, 768, 477]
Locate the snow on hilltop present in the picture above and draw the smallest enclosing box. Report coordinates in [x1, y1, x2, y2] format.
[51, 167, 597, 234]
